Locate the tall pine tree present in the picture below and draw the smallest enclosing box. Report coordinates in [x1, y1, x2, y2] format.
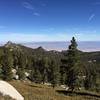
[61, 37, 79, 91]
[41, 57, 49, 84]
[1, 48, 13, 81]
[51, 59, 60, 88]
[17, 52, 26, 80]
[67, 37, 79, 91]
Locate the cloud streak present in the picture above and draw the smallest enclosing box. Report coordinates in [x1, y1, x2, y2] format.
[22, 2, 34, 10]
[88, 14, 95, 22]
[22, 1, 40, 16]
[33, 12, 40, 16]
[93, 2, 100, 5]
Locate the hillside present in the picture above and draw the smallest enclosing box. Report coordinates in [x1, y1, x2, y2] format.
[9, 81, 100, 100]
[0, 41, 100, 99]
[0, 41, 100, 75]
[0, 41, 100, 78]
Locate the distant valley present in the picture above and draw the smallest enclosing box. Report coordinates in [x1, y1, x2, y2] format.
[1, 41, 100, 52]
[22, 41, 100, 52]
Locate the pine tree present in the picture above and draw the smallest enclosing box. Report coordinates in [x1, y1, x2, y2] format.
[84, 62, 97, 90]
[60, 58, 68, 84]
[17, 53, 26, 80]
[29, 58, 36, 81]
[62, 37, 78, 91]
[66, 37, 79, 91]
[30, 68, 34, 81]
[33, 68, 42, 83]
[51, 60, 60, 88]
[30, 58, 42, 83]
[41, 57, 49, 84]
[1, 48, 13, 81]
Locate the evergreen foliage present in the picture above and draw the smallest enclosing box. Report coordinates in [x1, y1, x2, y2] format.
[50, 60, 60, 88]
[0, 40, 99, 92]
[61, 37, 79, 91]
[17, 52, 26, 80]
[1, 48, 13, 81]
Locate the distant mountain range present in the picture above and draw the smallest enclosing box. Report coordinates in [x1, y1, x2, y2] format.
[22, 41, 100, 52]
[1, 41, 100, 52]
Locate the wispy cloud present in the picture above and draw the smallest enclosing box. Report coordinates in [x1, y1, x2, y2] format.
[33, 12, 40, 16]
[93, 2, 100, 5]
[22, 1, 40, 16]
[22, 2, 34, 10]
[88, 14, 95, 22]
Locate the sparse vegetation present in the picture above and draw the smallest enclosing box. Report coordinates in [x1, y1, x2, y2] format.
[0, 37, 100, 99]
[9, 80, 100, 100]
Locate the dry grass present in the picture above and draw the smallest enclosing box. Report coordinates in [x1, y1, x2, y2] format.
[9, 80, 100, 100]
[0, 93, 15, 100]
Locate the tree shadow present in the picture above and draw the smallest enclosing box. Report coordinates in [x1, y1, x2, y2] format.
[27, 84, 43, 88]
[56, 90, 100, 98]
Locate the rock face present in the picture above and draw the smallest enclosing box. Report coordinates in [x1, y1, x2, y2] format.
[0, 80, 24, 100]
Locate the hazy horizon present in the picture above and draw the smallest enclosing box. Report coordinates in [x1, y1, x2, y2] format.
[0, 41, 100, 52]
[23, 41, 100, 52]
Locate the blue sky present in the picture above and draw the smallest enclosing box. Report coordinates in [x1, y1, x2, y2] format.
[0, 0, 100, 42]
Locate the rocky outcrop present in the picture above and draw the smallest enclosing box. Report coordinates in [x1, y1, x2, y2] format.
[0, 80, 24, 100]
